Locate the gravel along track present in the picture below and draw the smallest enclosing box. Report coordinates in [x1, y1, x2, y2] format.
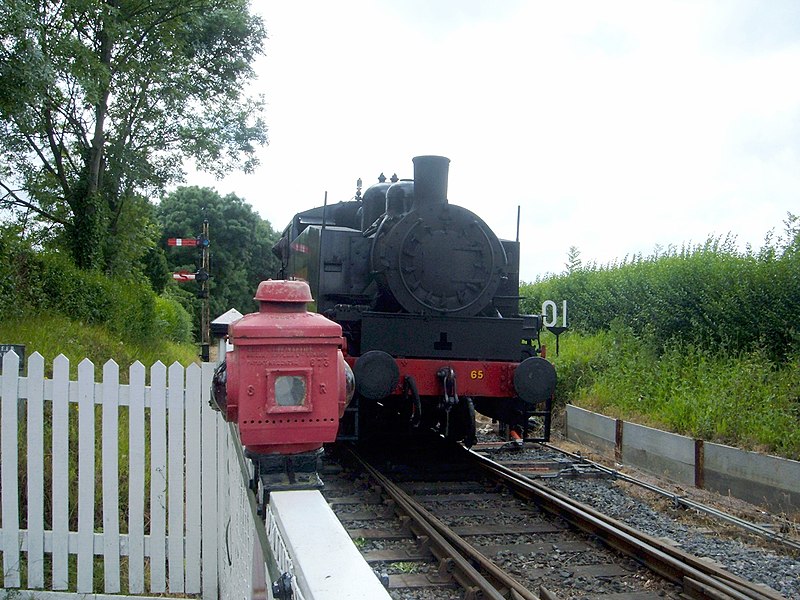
[543, 467, 800, 598]
[475, 430, 800, 599]
[321, 464, 461, 600]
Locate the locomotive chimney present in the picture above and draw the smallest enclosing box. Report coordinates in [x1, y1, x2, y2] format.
[412, 155, 450, 209]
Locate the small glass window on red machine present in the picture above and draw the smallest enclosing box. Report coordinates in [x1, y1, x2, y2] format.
[275, 375, 306, 406]
[266, 368, 313, 413]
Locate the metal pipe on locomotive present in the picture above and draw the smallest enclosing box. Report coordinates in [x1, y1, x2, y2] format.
[271, 155, 557, 446]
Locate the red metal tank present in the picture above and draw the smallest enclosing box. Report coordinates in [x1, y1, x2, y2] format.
[225, 280, 351, 455]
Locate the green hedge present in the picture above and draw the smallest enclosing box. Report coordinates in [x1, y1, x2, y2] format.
[155, 295, 194, 343]
[523, 235, 800, 360]
[0, 239, 192, 344]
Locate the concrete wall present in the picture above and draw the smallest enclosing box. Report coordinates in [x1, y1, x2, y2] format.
[704, 442, 800, 511]
[564, 405, 616, 456]
[564, 405, 799, 512]
[620, 421, 696, 487]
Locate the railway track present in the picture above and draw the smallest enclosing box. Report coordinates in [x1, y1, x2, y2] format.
[320, 437, 788, 600]
[475, 439, 800, 554]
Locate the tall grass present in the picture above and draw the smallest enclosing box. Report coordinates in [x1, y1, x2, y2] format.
[525, 216, 800, 458]
[0, 234, 194, 346]
[0, 313, 198, 379]
[549, 328, 800, 459]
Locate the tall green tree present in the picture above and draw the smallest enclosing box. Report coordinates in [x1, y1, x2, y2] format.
[158, 186, 281, 324]
[0, 0, 267, 273]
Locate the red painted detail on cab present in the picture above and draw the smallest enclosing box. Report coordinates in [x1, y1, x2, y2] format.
[290, 241, 310, 254]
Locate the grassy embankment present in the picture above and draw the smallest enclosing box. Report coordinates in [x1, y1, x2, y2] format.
[547, 328, 800, 459]
[0, 313, 198, 375]
[0, 237, 198, 373]
[0, 241, 199, 591]
[524, 229, 800, 460]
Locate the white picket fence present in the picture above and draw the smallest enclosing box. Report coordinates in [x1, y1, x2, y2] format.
[0, 350, 245, 599]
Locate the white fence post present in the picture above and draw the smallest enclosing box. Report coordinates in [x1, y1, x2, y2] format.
[168, 362, 186, 593]
[77, 358, 96, 592]
[26, 352, 46, 588]
[102, 359, 121, 592]
[185, 362, 203, 593]
[150, 361, 168, 592]
[52, 354, 71, 590]
[0, 354, 258, 598]
[202, 363, 220, 600]
[128, 360, 147, 593]
[1, 350, 21, 587]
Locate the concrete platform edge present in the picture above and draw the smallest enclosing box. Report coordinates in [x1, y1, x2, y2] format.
[565, 405, 799, 512]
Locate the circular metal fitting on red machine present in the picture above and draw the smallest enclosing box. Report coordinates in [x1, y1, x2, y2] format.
[354, 350, 400, 400]
[254, 279, 314, 303]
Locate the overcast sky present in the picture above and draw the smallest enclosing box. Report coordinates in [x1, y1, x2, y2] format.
[187, 0, 800, 281]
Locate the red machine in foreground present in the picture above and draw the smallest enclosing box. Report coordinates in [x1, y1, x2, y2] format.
[211, 280, 353, 489]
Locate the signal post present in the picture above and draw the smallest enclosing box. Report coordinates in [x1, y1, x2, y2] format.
[197, 220, 210, 361]
[167, 218, 211, 361]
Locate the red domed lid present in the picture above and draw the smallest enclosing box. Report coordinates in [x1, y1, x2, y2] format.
[254, 280, 314, 303]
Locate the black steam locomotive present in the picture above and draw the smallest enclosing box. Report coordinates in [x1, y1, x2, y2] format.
[272, 156, 555, 445]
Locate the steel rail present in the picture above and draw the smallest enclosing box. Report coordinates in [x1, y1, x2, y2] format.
[347, 447, 537, 600]
[540, 442, 800, 552]
[468, 446, 786, 600]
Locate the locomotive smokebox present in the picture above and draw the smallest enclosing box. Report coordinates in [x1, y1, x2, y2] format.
[412, 155, 450, 208]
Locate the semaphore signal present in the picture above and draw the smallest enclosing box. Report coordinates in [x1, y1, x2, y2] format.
[172, 270, 196, 281]
[167, 237, 198, 246]
[166, 221, 211, 361]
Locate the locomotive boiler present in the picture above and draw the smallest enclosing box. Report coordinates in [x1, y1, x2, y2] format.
[272, 155, 555, 445]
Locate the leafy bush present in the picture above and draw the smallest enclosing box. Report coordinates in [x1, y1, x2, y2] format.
[103, 276, 159, 341]
[560, 328, 800, 459]
[0, 234, 192, 344]
[523, 217, 800, 361]
[544, 329, 614, 404]
[527, 215, 800, 458]
[154, 295, 194, 343]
